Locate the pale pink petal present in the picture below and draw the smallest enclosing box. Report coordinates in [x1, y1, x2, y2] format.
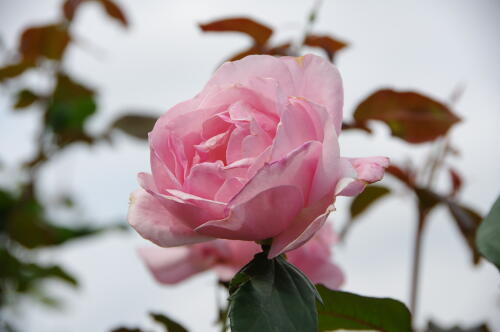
[214, 177, 246, 203]
[195, 185, 304, 241]
[182, 161, 226, 200]
[139, 173, 227, 230]
[207, 55, 295, 98]
[233, 141, 322, 206]
[138, 246, 212, 284]
[308, 110, 342, 204]
[281, 54, 344, 134]
[270, 99, 322, 162]
[336, 156, 390, 197]
[128, 189, 210, 247]
[268, 199, 332, 258]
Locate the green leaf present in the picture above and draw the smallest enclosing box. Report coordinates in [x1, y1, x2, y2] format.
[317, 285, 411, 332]
[228, 252, 319, 332]
[350, 185, 391, 219]
[14, 89, 40, 109]
[46, 73, 97, 146]
[447, 202, 483, 264]
[109, 114, 157, 140]
[354, 89, 461, 144]
[476, 194, 500, 270]
[150, 312, 189, 332]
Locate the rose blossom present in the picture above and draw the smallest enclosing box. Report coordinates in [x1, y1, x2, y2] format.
[128, 54, 388, 257]
[139, 224, 344, 290]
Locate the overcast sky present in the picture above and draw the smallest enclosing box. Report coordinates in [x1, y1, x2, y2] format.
[1, 0, 499, 331]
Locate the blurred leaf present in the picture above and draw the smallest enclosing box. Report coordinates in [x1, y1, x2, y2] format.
[267, 42, 291, 56]
[448, 168, 462, 197]
[62, 0, 85, 21]
[386, 164, 414, 187]
[150, 312, 188, 332]
[109, 114, 157, 140]
[354, 89, 461, 144]
[476, 194, 500, 270]
[350, 185, 391, 219]
[0, 248, 77, 297]
[415, 187, 442, 214]
[229, 252, 319, 332]
[46, 73, 96, 146]
[14, 89, 40, 109]
[200, 17, 273, 45]
[317, 285, 411, 332]
[0, 61, 34, 83]
[427, 321, 491, 332]
[110, 328, 144, 332]
[447, 202, 483, 264]
[304, 34, 347, 61]
[341, 121, 372, 133]
[98, 0, 128, 27]
[19, 24, 70, 61]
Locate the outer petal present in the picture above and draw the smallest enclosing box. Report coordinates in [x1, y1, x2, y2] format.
[336, 156, 390, 197]
[128, 189, 210, 247]
[195, 185, 304, 241]
[268, 197, 333, 258]
[281, 54, 344, 134]
[138, 246, 211, 284]
[287, 224, 344, 289]
[139, 173, 226, 230]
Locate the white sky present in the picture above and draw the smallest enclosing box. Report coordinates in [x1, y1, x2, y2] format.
[1, 0, 499, 331]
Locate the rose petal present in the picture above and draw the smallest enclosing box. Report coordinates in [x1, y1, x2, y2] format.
[336, 156, 390, 197]
[195, 185, 304, 241]
[128, 189, 210, 247]
[281, 54, 344, 134]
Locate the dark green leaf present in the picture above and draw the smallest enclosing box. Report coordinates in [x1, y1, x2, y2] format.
[317, 285, 411, 332]
[110, 328, 144, 332]
[476, 194, 500, 270]
[150, 312, 188, 332]
[354, 89, 461, 144]
[46, 73, 96, 146]
[427, 321, 491, 332]
[447, 202, 483, 264]
[229, 252, 319, 332]
[350, 185, 391, 219]
[109, 114, 157, 140]
[14, 89, 40, 109]
[200, 17, 273, 45]
[19, 24, 71, 61]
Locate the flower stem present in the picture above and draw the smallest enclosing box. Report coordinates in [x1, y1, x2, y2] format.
[409, 210, 426, 319]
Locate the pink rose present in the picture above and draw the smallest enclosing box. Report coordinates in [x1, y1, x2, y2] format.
[128, 54, 388, 257]
[139, 224, 344, 290]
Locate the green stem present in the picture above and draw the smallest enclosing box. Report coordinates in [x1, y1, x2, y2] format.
[409, 210, 426, 319]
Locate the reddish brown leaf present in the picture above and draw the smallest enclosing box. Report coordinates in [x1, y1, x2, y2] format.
[447, 202, 483, 264]
[14, 89, 40, 109]
[200, 17, 273, 45]
[386, 164, 413, 187]
[98, 0, 128, 27]
[227, 45, 262, 62]
[19, 24, 71, 61]
[341, 121, 372, 133]
[267, 42, 291, 56]
[62, 0, 85, 21]
[449, 168, 462, 197]
[304, 34, 347, 61]
[353, 89, 461, 144]
[0, 61, 34, 82]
